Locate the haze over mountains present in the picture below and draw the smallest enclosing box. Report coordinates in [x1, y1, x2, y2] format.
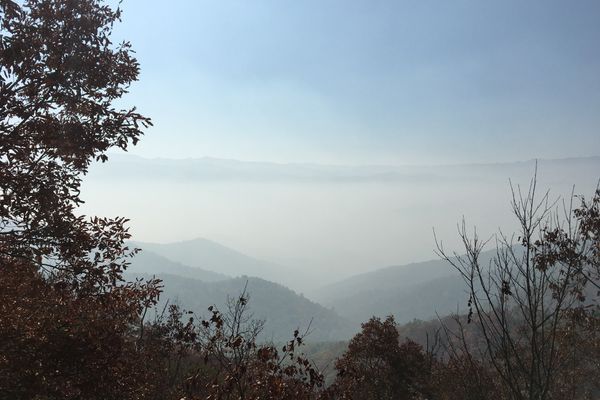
[86, 154, 600, 185]
[144, 273, 356, 342]
[131, 238, 308, 290]
[130, 236, 502, 340]
[127, 248, 229, 282]
[127, 242, 357, 341]
[86, 154, 598, 341]
[81, 154, 600, 289]
[310, 249, 500, 324]
[129, 239, 447, 341]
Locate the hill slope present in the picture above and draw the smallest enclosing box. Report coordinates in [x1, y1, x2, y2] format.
[133, 273, 357, 342]
[127, 248, 229, 282]
[311, 250, 498, 323]
[133, 238, 311, 291]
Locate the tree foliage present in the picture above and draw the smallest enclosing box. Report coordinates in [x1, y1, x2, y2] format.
[0, 0, 150, 270]
[0, 1, 161, 398]
[149, 288, 327, 400]
[332, 316, 432, 400]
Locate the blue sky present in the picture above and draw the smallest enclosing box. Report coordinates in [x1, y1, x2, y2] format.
[112, 0, 600, 165]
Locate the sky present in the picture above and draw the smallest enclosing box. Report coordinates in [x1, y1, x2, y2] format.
[77, 1, 600, 286]
[111, 0, 600, 165]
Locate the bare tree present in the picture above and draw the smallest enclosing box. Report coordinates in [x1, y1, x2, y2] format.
[435, 173, 600, 400]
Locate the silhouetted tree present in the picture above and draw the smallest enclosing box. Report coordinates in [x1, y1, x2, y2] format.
[436, 175, 600, 400]
[156, 287, 326, 399]
[332, 316, 431, 400]
[1, 0, 150, 273]
[0, 1, 161, 398]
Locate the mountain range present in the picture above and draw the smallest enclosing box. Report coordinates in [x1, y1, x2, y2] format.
[126, 237, 497, 339]
[89, 154, 600, 185]
[131, 238, 312, 292]
[127, 248, 229, 282]
[127, 241, 358, 341]
[101, 155, 600, 338]
[83, 155, 600, 283]
[309, 248, 500, 323]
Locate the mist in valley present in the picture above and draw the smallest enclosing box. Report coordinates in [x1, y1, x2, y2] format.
[80, 155, 600, 293]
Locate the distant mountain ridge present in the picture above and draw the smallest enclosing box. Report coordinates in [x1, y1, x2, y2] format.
[132, 238, 310, 291]
[133, 238, 277, 278]
[125, 242, 357, 341]
[311, 258, 457, 304]
[311, 249, 499, 323]
[89, 154, 600, 184]
[127, 248, 229, 282]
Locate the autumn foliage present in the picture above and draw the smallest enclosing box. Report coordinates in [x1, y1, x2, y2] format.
[332, 316, 431, 400]
[0, 0, 161, 398]
[156, 290, 326, 400]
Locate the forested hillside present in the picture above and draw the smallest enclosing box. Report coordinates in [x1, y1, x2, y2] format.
[312, 251, 496, 323]
[133, 272, 357, 341]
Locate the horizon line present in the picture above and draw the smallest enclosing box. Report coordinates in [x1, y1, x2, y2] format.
[104, 152, 600, 170]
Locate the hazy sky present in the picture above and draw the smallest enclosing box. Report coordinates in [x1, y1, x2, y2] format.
[80, 1, 600, 285]
[82, 155, 600, 285]
[112, 0, 600, 165]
